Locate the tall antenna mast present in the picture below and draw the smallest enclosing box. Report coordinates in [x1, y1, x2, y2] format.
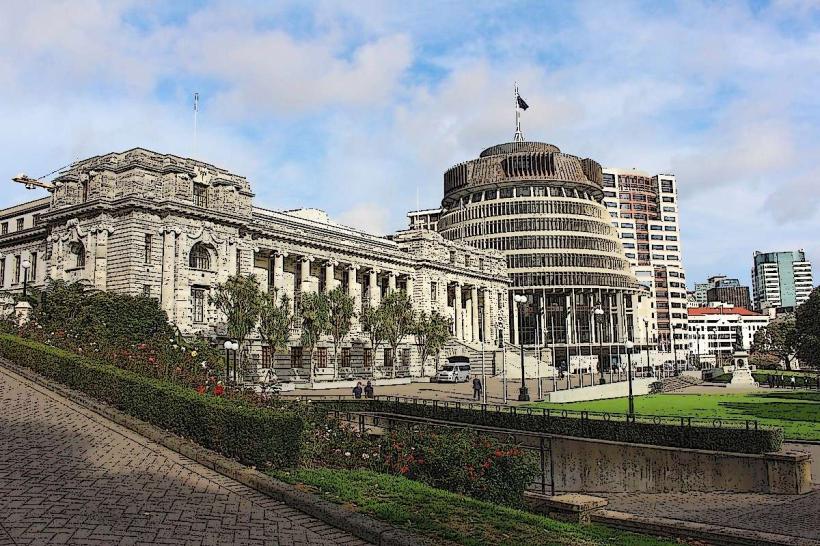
[193, 92, 199, 157]
[514, 82, 523, 142]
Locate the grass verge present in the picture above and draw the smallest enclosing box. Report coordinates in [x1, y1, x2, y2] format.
[272, 468, 677, 546]
[530, 392, 820, 441]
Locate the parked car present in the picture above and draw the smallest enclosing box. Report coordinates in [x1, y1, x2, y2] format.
[433, 356, 471, 383]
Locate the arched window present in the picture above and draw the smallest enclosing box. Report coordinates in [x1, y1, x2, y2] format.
[189, 242, 212, 270]
[70, 242, 86, 268]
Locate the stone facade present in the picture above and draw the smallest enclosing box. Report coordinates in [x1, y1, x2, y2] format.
[0, 148, 508, 381]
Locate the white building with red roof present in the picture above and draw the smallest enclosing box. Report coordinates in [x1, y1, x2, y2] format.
[687, 303, 770, 367]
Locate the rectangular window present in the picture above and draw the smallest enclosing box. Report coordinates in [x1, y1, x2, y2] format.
[430, 281, 438, 302]
[193, 183, 208, 207]
[16, 218, 24, 231]
[0, 258, 5, 287]
[81, 180, 88, 202]
[261, 346, 273, 368]
[363, 348, 373, 369]
[144, 234, 152, 264]
[30, 252, 37, 280]
[660, 179, 674, 193]
[291, 346, 303, 368]
[191, 288, 205, 323]
[13, 255, 21, 284]
[142, 284, 151, 298]
[402, 348, 411, 368]
[317, 347, 328, 368]
[384, 348, 394, 369]
[33, 214, 41, 226]
[449, 250, 456, 264]
[1, 222, 7, 235]
[341, 347, 351, 368]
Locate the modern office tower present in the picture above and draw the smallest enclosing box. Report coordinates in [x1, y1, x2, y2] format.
[600, 168, 688, 352]
[433, 140, 641, 369]
[751, 250, 814, 312]
[693, 275, 752, 310]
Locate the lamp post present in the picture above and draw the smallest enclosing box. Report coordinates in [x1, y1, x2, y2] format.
[593, 305, 604, 384]
[672, 324, 681, 377]
[498, 320, 507, 404]
[223, 340, 239, 384]
[625, 339, 635, 417]
[643, 319, 651, 378]
[513, 294, 530, 401]
[21, 259, 31, 298]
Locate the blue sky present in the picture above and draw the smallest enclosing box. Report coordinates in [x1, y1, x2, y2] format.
[2, 0, 820, 288]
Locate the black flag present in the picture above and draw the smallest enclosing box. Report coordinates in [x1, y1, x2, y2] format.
[517, 95, 529, 110]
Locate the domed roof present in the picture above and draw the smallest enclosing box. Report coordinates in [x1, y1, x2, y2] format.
[479, 141, 560, 157]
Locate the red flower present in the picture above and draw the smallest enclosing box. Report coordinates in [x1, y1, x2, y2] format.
[196, 385, 207, 395]
[214, 384, 225, 396]
[399, 465, 409, 475]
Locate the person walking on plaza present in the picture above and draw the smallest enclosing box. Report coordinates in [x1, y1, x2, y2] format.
[472, 377, 483, 401]
[791, 376, 796, 390]
[352, 381, 363, 399]
[364, 380, 374, 399]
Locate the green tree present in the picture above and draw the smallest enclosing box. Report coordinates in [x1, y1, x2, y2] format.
[326, 286, 355, 379]
[258, 290, 293, 370]
[796, 287, 820, 369]
[413, 310, 451, 372]
[361, 304, 386, 354]
[752, 314, 798, 370]
[299, 291, 330, 384]
[210, 275, 262, 378]
[380, 290, 415, 378]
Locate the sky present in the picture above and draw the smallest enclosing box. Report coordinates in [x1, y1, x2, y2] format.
[1, 0, 819, 289]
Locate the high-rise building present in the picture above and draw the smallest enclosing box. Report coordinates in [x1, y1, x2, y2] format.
[751, 250, 814, 312]
[431, 140, 642, 369]
[694, 275, 751, 310]
[600, 168, 688, 352]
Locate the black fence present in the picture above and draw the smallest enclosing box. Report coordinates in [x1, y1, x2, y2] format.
[311, 396, 783, 454]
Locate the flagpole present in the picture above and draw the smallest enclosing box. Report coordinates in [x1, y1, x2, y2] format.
[193, 92, 199, 158]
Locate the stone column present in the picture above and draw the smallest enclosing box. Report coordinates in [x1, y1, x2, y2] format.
[160, 229, 177, 319]
[347, 265, 361, 330]
[454, 282, 463, 340]
[299, 256, 313, 293]
[324, 260, 337, 292]
[368, 269, 380, 307]
[388, 272, 397, 294]
[404, 275, 414, 302]
[483, 288, 493, 343]
[470, 286, 480, 342]
[92, 229, 109, 291]
[272, 252, 286, 293]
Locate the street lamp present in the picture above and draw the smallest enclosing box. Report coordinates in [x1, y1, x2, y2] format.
[21, 259, 31, 298]
[642, 318, 651, 378]
[625, 339, 635, 417]
[223, 340, 239, 384]
[513, 294, 530, 401]
[593, 305, 605, 384]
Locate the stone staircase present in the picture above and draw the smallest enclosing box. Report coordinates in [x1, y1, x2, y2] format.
[654, 375, 704, 393]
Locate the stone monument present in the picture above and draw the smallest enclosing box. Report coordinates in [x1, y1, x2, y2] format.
[727, 325, 758, 388]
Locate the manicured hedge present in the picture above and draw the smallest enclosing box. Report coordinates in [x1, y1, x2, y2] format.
[321, 399, 783, 454]
[0, 334, 303, 468]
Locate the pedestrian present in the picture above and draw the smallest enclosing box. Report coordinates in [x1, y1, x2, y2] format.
[364, 380, 374, 399]
[791, 376, 796, 390]
[768, 375, 774, 389]
[352, 381, 363, 399]
[472, 376, 483, 401]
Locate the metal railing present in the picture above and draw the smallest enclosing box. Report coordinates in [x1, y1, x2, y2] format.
[314, 395, 769, 431]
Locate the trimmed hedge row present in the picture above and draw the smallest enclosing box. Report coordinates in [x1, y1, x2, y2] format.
[321, 399, 783, 454]
[0, 334, 303, 468]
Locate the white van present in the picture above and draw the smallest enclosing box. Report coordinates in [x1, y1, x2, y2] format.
[434, 358, 471, 383]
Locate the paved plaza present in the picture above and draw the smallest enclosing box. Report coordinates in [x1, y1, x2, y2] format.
[0, 366, 368, 546]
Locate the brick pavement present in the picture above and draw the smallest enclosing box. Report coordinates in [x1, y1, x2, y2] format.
[0, 367, 369, 546]
[602, 487, 820, 542]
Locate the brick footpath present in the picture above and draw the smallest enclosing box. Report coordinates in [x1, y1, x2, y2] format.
[0, 367, 369, 546]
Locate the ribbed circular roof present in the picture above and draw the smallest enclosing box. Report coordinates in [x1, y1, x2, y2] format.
[479, 141, 560, 157]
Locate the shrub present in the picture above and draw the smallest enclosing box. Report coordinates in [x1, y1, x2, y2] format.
[302, 412, 536, 506]
[0, 333, 303, 468]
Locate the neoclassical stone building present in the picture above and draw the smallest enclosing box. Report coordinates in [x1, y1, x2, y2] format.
[0, 148, 508, 381]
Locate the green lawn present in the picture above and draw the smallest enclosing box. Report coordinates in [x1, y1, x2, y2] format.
[272, 468, 676, 546]
[529, 392, 820, 441]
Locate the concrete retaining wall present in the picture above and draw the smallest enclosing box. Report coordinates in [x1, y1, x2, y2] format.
[544, 378, 655, 403]
[550, 434, 812, 495]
